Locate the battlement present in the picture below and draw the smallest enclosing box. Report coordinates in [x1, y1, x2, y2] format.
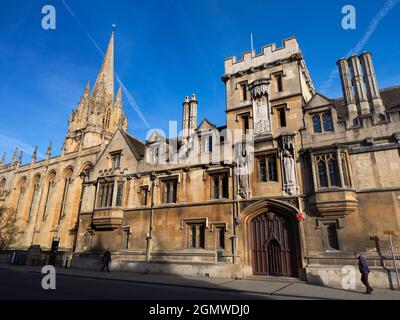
[224, 37, 300, 75]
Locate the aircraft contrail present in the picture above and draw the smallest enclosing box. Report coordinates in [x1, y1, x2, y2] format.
[0, 133, 46, 160]
[61, 0, 150, 129]
[320, 0, 400, 93]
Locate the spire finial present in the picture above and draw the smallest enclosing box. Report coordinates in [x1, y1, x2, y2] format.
[84, 81, 91, 97]
[18, 151, 23, 163]
[31, 145, 38, 163]
[112, 24, 117, 33]
[0, 152, 5, 165]
[12, 147, 18, 162]
[46, 142, 52, 160]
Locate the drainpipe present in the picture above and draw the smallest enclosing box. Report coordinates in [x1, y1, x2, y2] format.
[146, 173, 156, 262]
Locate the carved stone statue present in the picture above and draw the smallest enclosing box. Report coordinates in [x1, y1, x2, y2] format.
[236, 143, 252, 199]
[281, 139, 298, 195]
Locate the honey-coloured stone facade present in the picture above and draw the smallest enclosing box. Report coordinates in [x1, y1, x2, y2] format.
[1, 33, 400, 289]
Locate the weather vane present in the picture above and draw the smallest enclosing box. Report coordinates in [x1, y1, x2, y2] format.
[112, 24, 117, 32]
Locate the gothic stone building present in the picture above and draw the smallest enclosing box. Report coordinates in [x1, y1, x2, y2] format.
[1, 33, 400, 289]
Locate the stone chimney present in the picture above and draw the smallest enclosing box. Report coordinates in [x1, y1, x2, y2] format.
[348, 55, 370, 115]
[189, 94, 198, 132]
[182, 96, 190, 141]
[337, 58, 358, 123]
[359, 52, 385, 115]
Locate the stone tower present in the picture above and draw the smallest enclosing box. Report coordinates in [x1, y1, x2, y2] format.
[63, 32, 128, 154]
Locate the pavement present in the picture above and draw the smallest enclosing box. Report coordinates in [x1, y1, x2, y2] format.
[1, 263, 400, 300]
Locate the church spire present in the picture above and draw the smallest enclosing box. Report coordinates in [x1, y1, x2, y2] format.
[84, 81, 91, 98]
[92, 32, 115, 102]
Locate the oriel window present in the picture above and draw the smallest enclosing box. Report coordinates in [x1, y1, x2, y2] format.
[315, 154, 340, 189]
[98, 181, 115, 208]
[115, 183, 124, 207]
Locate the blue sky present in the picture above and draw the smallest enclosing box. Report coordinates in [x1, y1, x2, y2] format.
[1, 0, 400, 163]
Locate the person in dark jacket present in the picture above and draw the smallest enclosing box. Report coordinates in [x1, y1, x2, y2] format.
[101, 248, 112, 273]
[355, 252, 373, 294]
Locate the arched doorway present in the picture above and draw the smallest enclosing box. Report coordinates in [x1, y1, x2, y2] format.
[244, 200, 301, 277]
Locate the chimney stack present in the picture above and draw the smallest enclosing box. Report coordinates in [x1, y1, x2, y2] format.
[337, 58, 358, 123]
[189, 94, 198, 132]
[359, 52, 385, 115]
[348, 55, 370, 115]
[182, 96, 190, 141]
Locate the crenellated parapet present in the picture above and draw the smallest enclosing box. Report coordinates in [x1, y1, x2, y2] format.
[223, 37, 301, 77]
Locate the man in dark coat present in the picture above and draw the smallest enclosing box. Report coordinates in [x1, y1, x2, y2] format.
[101, 248, 112, 273]
[355, 252, 373, 294]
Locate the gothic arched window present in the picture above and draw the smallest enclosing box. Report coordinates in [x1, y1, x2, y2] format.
[58, 168, 73, 225]
[27, 175, 41, 222]
[0, 178, 6, 196]
[16, 177, 27, 217]
[42, 172, 56, 221]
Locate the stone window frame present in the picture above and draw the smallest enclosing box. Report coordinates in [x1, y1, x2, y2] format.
[85, 228, 95, 251]
[110, 150, 122, 170]
[271, 71, 285, 93]
[121, 226, 131, 250]
[310, 148, 353, 191]
[208, 168, 230, 200]
[160, 176, 179, 204]
[254, 150, 279, 183]
[210, 222, 228, 251]
[311, 110, 334, 134]
[271, 103, 289, 128]
[318, 219, 342, 252]
[97, 178, 115, 209]
[139, 185, 149, 207]
[236, 80, 249, 102]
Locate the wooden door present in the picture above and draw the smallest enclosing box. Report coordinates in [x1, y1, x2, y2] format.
[251, 211, 298, 277]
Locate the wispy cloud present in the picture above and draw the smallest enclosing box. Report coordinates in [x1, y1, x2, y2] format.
[0, 133, 46, 161]
[61, 0, 150, 129]
[320, 0, 400, 92]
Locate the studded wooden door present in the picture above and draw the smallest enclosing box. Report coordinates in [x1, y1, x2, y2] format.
[251, 211, 298, 277]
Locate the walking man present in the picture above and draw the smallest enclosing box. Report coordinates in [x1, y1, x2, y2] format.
[355, 252, 373, 294]
[101, 248, 112, 273]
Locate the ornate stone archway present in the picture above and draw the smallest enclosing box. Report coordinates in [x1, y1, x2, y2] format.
[239, 199, 303, 277]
